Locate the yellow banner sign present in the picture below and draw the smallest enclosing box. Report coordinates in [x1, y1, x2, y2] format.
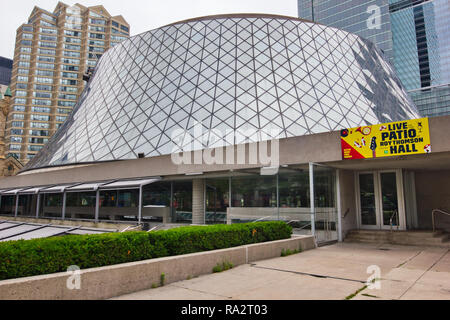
[341, 118, 431, 159]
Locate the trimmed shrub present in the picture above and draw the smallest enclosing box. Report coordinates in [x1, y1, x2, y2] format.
[0, 221, 291, 281]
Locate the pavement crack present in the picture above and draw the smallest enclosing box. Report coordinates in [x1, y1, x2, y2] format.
[398, 248, 449, 299]
[170, 283, 232, 299]
[396, 250, 423, 268]
[251, 264, 366, 284]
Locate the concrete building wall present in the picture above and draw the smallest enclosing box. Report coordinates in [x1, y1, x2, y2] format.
[1, 115, 450, 236]
[1, 115, 448, 190]
[415, 170, 450, 232]
[0, 131, 343, 189]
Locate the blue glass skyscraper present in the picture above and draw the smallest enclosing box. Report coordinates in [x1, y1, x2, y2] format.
[0, 57, 12, 86]
[298, 0, 450, 117]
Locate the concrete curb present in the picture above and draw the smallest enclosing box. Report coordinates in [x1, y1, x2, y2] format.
[0, 235, 315, 300]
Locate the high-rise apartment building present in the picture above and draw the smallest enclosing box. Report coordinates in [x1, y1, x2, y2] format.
[298, 0, 450, 118]
[7, 2, 130, 163]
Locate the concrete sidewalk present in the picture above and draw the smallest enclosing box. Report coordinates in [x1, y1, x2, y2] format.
[111, 243, 450, 300]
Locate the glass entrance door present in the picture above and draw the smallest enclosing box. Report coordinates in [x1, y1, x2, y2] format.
[379, 172, 399, 228]
[359, 173, 377, 228]
[357, 170, 404, 230]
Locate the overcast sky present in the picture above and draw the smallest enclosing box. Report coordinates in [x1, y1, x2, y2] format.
[0, 0, 298, 59]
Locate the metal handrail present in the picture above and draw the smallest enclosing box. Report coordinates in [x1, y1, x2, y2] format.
[253, 218, 313, 232]
[297, 222, 312, 231]
[253, 216, 272, 222]
[286, 220, 312, 231]
[432, 209, 450, 232]
[389, 209, 399, 232]
[148, 225, 164, 232]
[121, 225, 142, 233]
[343, 208, 350, 219]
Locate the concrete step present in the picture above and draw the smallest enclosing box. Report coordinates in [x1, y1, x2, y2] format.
[345, 235, 391, 242]
[346, 232, 445, 240]
[346, 237, 448, 245]
[346, 230, 444, 237]
[345, 230, 450, 247]
[345, 238, 450, 248]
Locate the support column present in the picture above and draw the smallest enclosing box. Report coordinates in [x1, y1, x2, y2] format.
[336, 169, 343, 242]
[276, 174, 280, 221]
[192, 179, 205, 225]
[36, 194, 41, 219]
[14, 194, 19, 217]
[62, 192, 67, 219]
[170, 182, 175, 222]
[138, 185, 143, 224]
[227, 176, 232, 225]
[95, 189, 100, 222]
[309, 163, 316, 237]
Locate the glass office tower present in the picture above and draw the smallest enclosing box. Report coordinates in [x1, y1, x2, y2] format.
[0, 57, 13, 86]
[298, 0, 450, 117]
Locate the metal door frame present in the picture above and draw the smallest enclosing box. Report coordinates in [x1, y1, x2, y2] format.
[355, 169, 406, 230]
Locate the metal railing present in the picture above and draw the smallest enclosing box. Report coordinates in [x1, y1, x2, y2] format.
[148, 225, 164, 232]
[431, 209, 450, 232]
[248, 212, 338, 243]
[287, 220, 312, 231]
[253, 216, 273, 222]
[121, 225, 142, 233]
[343, 208, 350, 219]
[390, 209, 399, 232]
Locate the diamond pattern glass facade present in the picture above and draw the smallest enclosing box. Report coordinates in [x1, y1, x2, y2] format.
[25, 15, 419, 170]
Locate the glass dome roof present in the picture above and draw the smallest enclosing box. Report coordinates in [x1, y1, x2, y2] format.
[25, 14, 420, 170]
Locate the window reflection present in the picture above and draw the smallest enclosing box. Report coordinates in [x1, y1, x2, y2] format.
[206, 178, 229, 224]
[66, 191, 95, 220]
[41, 193, 63, 218]
[173, 181, 192, 223]
[231, 175, 277, 208]
[0, 195, 16, 215]
[17, 194, 36, 217]
[98, 189, 139, 222]
[313, 167, 336, 208]
[279, 169, 310, 208]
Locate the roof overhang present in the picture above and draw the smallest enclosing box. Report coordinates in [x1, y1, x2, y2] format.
[99, 178, 161, 191]
[0, 178, 162, 195]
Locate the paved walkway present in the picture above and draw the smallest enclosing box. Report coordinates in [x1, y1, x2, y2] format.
[111, 242, 450, 300]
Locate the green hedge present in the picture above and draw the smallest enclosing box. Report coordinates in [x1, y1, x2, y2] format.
[0, 221, 292, 281]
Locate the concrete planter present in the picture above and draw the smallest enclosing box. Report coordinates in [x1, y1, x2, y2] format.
[0, 235, 315, 300]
